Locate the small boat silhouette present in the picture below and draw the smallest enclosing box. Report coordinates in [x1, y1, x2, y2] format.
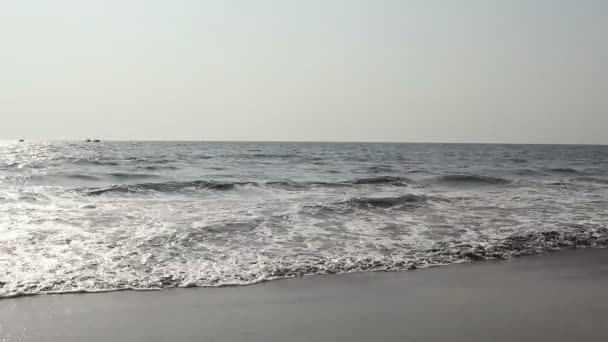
[86, 139, 92, 142]
[19, 139, 25, 142]
[93, 139, 101, 143]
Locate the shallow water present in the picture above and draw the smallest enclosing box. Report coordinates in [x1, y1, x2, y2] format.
[1, 141, 607, 297]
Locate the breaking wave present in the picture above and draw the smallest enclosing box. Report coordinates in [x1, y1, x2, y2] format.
[82, 181, 256, 195]
[78, 176, 416, 195]
[2, 227, 606, 299]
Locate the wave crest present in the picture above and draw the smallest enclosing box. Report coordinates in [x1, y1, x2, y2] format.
[83, 181, 256, 195]
[345, 194, 428, 209]
[108, 172, 160, 179]
[79, 176, 417, 195]
[431, 175, 512, 186]
[571, 177, 608, 185]
[349, 176, 413, 186]
[546, 167, 583, 175]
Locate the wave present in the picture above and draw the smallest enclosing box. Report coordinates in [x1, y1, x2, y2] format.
[430, 175, 512, 186]
[266, 181, 313, 190]
[509, 158, 528, 163]
[136, 165, 180, 171]
[71, 158, 179, 167]
[57, 173, 103, 181]
[344, 194, 428, 209]
[83, 180, 256, 195]
[1, 162, 48, 170]
[132, 158, 178, 164]
[107, 172, 160, 179]
[545, 167, 584, 175]
[3, 227, 606, 299]
[512, 169, 545, 176]
[429, 227, 608, 262]
[348, 176, 413, 186]
[235, 153, 299, 160]
[266, 180, 352, 190]
[72, 159, 121, 166]
[80, 176, 415, 195]
[366, 165, 396, 173]
[302, 194, 430, 216]
[1, 162, 20, 170]
[571, 177, 608, 185]
[267, 176, 414, 189]
[252, 228, 608, 277]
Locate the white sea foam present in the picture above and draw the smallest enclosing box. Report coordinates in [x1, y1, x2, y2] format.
[1, 142, 607, 298]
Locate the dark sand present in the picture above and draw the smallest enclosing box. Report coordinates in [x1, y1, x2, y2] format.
[1, 249, 607, 342]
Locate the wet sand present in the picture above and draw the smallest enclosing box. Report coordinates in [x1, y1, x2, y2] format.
[1, 248, 607, 342]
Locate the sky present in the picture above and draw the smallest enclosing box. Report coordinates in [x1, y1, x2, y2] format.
[0, 0, 606, 144]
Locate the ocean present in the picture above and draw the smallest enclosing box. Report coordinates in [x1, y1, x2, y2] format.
[0, 141, 607, 298]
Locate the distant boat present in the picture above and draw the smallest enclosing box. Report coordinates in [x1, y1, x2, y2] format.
[93, 139, 101, 143]
[19, 139, 25, 142]
[86, 139, 92, 142]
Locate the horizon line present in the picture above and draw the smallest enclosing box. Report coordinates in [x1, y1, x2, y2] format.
[2, 139, 607, 146]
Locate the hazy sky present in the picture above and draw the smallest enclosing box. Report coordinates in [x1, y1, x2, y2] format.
[1, 1, 606, 143]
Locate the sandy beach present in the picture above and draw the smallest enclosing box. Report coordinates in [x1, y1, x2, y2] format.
[1, 248, 607, 342]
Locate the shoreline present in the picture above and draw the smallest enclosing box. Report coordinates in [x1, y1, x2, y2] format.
[2, 243, 604, 301]
[2, 248, 607, 341]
